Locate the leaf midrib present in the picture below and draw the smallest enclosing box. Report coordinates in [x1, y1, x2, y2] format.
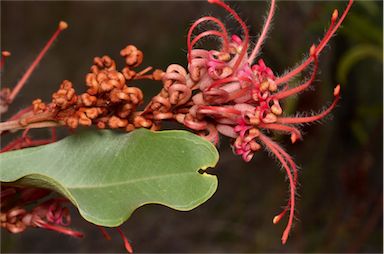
[68, 171, 203, 189]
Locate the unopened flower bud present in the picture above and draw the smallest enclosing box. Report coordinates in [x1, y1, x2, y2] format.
[59, 21, 68, 30]
[97, 121, 106, 129]
[271, 102, 283, 115]
[152, 69, 165, 81]
[249, 128, 260, 137]
[78, 117, 92, 126]
[80, 93, 97, 106]
[66, 117, 79, 129]
[291, 133, 298, 144]
[332, 9, 339, 22]
[310, 44, 316, 57]
[249, 140, 261, 151]
[85, 108, 101, 119]
[273, 214, 283, 224]
[122, 67, 136, 80]
[133, 115, 152, 128]
[334, 84, 340, 96]
[32, 99, 46, 113]
[249, 116, 260, 125]
[174, 113, 186, 124]
[126, 124, 135, 132]
[263, 113, 277, 123]
[260, 80, 269, 92]
[120, 45, 143, 67]
[268, 80, 277, 92]
[100, 81, 114, 92]
[108, 116, 128, 128]
[110, 89, 129, 103]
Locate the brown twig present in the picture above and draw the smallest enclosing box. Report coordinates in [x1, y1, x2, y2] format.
[0, 120, 62, 133]
[0, 110, 61, 133]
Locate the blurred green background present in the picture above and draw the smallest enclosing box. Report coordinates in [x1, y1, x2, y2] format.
[1, 1, 382, 253]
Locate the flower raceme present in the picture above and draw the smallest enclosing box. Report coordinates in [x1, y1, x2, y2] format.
[154, 0, 352, 244]
[0, 0, 353, 249]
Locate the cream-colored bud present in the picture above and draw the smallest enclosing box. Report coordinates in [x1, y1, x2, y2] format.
[260, 80, 269, 92]
[271, 104, 283, 115]
[263, 113, 277, 123]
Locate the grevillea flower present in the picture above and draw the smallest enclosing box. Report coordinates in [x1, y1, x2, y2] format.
[1, 0, 354, 249]
[0, 192, 83, 238]
[164, 0, 353, 244]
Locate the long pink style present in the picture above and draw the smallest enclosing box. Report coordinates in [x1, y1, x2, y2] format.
[275, 0, 353, 86]
[187, 16, 229, 64]
[8, 21, 68, 104]
[248, 0, 276, 64]
[259, 133, 296, 244]
[208, 0, 250, 73]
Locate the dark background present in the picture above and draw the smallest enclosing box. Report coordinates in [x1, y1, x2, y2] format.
[1, 1, 382, 253]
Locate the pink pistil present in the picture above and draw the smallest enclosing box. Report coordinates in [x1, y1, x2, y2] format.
[208, 0, 249, 73]
[316, 0, 354, 54]
[259, 123, 302, 143]
[98, 226, 112, 240]
[277, 85, 340, 124]
[8, 21, 68, 104]
[117, 227, 133, 254]
[1, 51, 11, 70]
[33, 218, 83, 238]
[273, 52, 318, 100]
[248, 0, 276, 63]
[275, 0, 353, 86]
[259, 133, 295, 245]
[188, 16, 229, 64]
[190, 30, 228, 50]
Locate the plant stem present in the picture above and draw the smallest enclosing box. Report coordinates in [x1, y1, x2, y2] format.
[0, 112, 63, 133]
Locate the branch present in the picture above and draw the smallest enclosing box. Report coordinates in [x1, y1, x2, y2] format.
[0, 111, 63, 133]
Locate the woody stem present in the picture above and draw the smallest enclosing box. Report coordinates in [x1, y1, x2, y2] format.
[0, 112, 62, 133]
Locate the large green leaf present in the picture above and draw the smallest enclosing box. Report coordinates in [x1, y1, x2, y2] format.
[0, 129, 218, 227]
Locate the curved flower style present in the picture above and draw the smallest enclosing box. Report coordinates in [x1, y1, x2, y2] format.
[166, 0, 353, 244]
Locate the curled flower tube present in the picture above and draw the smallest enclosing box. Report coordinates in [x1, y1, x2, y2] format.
[174, 0, 353, 244]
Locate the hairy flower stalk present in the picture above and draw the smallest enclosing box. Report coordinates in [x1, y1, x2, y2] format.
[1, 0, 353, 250]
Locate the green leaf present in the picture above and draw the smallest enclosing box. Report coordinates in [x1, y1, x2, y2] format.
[0, 129, 219, 227]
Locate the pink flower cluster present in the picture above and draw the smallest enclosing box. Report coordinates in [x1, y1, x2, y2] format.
[1, 187, 83, 238]
[181, 0, 353, 244]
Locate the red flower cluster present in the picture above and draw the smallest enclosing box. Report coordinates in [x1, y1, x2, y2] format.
[1, 187, 83, 238]
[173, 0, 352, 244]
